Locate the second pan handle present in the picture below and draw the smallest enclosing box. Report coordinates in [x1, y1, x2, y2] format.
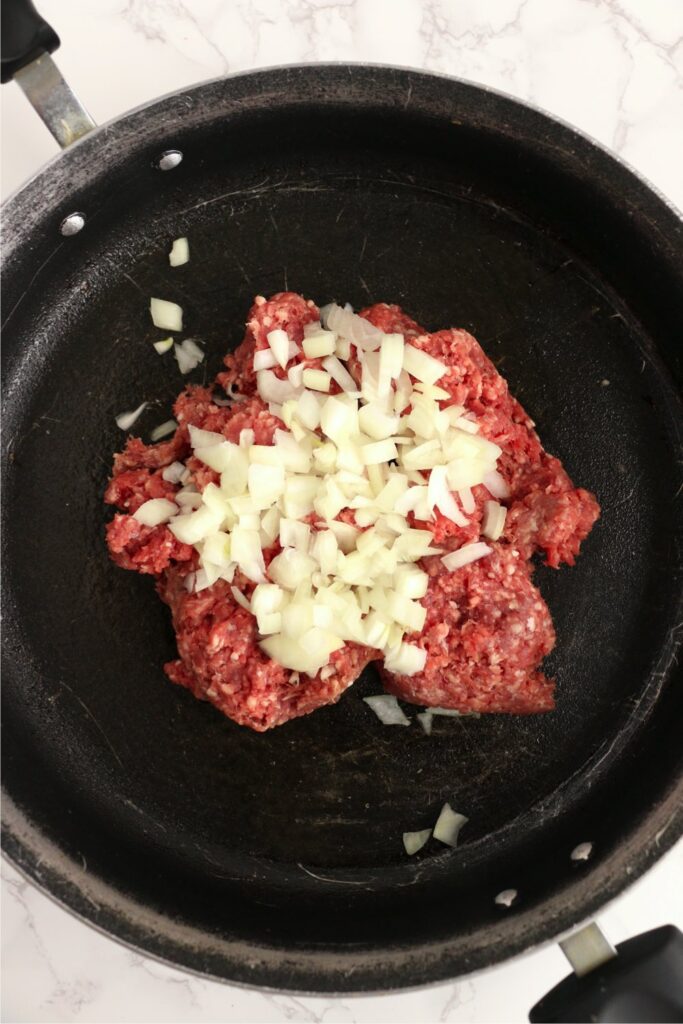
[1, 0, 95, 148]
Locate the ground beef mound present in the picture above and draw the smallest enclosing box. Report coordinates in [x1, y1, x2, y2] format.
[105, 293, 599, 729]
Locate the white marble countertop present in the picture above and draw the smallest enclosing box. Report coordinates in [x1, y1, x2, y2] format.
[2, 1, 682, 1021]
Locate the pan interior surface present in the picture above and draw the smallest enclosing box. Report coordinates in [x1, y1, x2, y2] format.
[2, 67, 682, 991]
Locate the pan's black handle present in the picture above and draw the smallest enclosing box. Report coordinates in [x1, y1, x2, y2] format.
[0, 0, 94, 146]
[529, 925, 683, 1023]
[1, 0, 59, 84]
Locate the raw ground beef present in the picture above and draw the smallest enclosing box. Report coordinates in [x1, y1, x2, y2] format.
[105, 291, 599, 730]
[159, 572, 379, 732]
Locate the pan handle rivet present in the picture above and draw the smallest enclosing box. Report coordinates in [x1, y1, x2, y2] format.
[158, 149, 183, 171]
[495, 888, 518, 908]
[60, 213, 85, 236]
[570, 842, 593, 862]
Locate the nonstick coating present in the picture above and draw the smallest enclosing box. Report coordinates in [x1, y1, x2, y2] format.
[2, 66, 682, 992]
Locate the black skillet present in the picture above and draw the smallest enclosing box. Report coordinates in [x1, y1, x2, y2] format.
[2, 0, 683, 1013]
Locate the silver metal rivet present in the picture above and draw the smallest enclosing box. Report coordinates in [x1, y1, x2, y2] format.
[60, 212, 85, 236]
[495, 888, 518, 908]
[571, 842, 593, 862]
[158, 149, 183, 171]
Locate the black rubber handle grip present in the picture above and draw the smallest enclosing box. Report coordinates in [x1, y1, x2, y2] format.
[1, 0, 60, 83]
[529, 925, 683, 1023]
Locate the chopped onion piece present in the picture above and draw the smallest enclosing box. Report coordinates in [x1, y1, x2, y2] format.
[133, 497, 177, 527]
[175, 339, 203, 374]
[362, 439, 398, 465]
[295, 390, 321, 431]
[231, 526, 266, 582]
[231, 586, 251, 611]
[175, 490, 202, 509]
[433, 803, 469, 848]
[452, 415, 479, 434]
[253, 348, 278, 371]
[428, 465, 468, 526]
[251, 583, 284, 617]
[403, 829, 431, 855]
[384, 642, 427, 675]
[203, 531, 232, 566]
[325, 303, 383, 350]
[189, 425, 224, 448]
[279, 518, 311, 551]
[169, 237, 189, 267]
[257, 369, 298, 404]
[417, 712, 433, 735]
[402, 344, 446, 384]
[162, 461, 186, 484]
[168, 505, 223, 544]
[257, 611, 282, 635]
[483, 469, 510, 500]
[363, 695, 410, 726]
[268, 549, 318, 590]
[458, 486, 476, 514]
[302, 369, 331, 392]
[359, 404, 399, 441]
[482, 500, 507, 541]
[441, 542, 492, 571]
[150, 419, 177, 442]
[322, 355, 357, 392]
[150, 297, 183, 332]
[335, 337, 351, 361]
[267, 328, 290, 369]
[115, 402, 147, 431]
[153, 337, 174, 355]
[303, 331, 336, 358]
[320, 396, 357, 442]
[247, 462, 285, 508]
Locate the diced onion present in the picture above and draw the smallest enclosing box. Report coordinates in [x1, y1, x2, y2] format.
[417, 712, 433, 735]
[441, 542, 492, 572]
[303, 332, 336, 358]
[133, 497, 177, 526]
[458, 486, 476, 514]
[175, 339, 204, 374]
[115, 402, 147, 431]
[162, 461, 186, 484]
[169, 237, 189, 267]
[150, 419, 177, 442]
[269, 549, 318, 590]
[253, 348, 278, 371]
[433, 802, 468, 848]
[482, 500, 507, 541]
[403, 829, 431, 855]
[257, 369, 298, 404]
[363, 695, 410, 726]
[168, 505, 223, 544]
[153, 337, 174, 355]
[322, 355, 357, 392]
[267, 328, 290, 369]
[384, 642, 427, 675]
[302, 369, 331, 392]
[189, 425, 224, 448]
[231, 586, 251, 611]
[150, 297, 183, 331]
[483, 469, 510, 500]
[402, 344, 446, 384]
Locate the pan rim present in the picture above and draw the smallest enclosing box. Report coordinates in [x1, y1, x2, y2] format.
[2, 61, 682, 992]
[2, 60, 681, 223]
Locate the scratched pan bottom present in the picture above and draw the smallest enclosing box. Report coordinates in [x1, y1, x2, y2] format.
[2, 67, 682, 991]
